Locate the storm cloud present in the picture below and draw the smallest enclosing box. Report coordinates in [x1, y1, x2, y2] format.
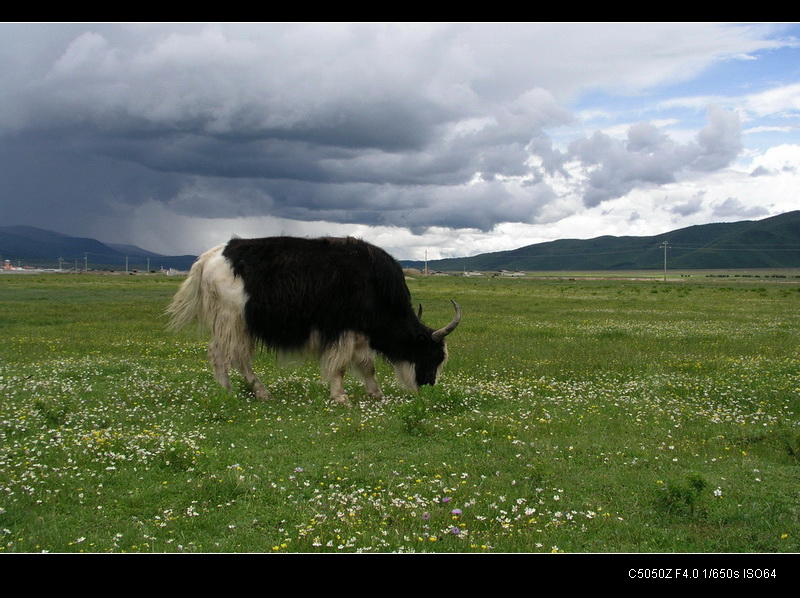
[0, 22, 797, 258]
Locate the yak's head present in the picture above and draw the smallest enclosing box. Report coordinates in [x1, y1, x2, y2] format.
[394, 300, 461, 391]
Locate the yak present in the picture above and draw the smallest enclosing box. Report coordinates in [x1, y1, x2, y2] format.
[166, 236, 460, 404]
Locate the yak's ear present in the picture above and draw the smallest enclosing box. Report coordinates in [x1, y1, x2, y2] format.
[418, 304, 423, 319]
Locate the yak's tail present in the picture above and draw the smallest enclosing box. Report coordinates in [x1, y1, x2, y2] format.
[165, 251, 208, 332]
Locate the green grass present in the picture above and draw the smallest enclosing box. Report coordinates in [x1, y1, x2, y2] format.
[0, 272, 798, 553]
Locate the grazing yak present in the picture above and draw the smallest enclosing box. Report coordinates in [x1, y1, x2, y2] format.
[166, 236, 461, 404]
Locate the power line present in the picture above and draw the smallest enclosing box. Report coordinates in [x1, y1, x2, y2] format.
[667, 245, 800, 252]
[461, 243, 800, 260]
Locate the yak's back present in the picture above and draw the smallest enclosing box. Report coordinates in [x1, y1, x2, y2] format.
[222, 236, 411, 349]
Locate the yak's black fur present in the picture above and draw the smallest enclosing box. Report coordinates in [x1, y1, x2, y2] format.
[222, 236, 452, 387]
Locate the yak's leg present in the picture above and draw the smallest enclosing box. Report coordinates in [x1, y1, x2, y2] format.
[233, 337, 271, 401]
[356, 359, 383, 399]
[352, 334, 383, 399]
[320, 332, 382, 403]
[328, 365, 349, 405]
[208, 304, 272, 399]
[233, 358, 271, 400]
[320, 334, 354, 405]
[208, 340, 232, 392]
[238, 362, 271, 401]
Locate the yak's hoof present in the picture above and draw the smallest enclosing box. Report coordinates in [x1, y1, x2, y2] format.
[332, 393, 350, 406]
[254, 386, 272, 401]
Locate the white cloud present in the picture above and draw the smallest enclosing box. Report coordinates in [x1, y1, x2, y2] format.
[743, 82, 800, 118]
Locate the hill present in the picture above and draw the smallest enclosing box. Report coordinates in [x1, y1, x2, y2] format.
[0, 225, 197, 271]
[3, 211, 799, 273]
[402, 211, 800, 272]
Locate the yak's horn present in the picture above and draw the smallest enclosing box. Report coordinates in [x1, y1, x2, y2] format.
[432, 300, 461, 341]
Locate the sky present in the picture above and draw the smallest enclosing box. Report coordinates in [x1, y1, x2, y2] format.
[1, 22, 799, 260]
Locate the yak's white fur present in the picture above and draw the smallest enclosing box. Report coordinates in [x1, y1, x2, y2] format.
[167, 244, 270, 399]
[392, 361, 418, 394]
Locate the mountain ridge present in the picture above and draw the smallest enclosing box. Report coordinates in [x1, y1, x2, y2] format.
[2, 211, 799, 272]
[0, 225, 196, 271]
[401, 211, 800, 271]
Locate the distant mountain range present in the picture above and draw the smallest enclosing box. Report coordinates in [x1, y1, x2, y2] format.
[0, 225, 197, 271]
[2, 210, 799, 273]
[401, 210, 800, 271]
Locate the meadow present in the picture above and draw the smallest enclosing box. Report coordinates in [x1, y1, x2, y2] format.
[0, 271, 798, 554]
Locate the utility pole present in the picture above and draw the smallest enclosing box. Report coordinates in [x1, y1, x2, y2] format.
[660, 241, 670, 282]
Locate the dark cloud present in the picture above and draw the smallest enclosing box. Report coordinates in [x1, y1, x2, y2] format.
[712, 198, 769, 219]
[0, 23, 790, 254]
[0, 23, 579, 235]
[669, 192, 705, 217]
[750, 165, 771, 177]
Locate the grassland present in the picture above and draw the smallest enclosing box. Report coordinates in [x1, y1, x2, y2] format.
[0, 271, 798, 554]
